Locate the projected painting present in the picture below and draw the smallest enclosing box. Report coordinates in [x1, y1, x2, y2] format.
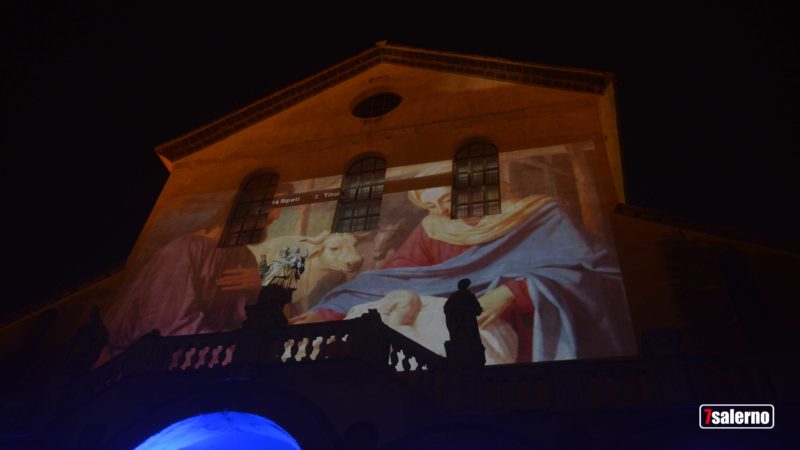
[103, 142, 635, 365]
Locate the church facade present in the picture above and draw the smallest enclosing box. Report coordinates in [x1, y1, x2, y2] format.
[0, 43, 796, 450]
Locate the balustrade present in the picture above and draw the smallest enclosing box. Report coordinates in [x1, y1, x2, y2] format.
[16, 314, 796, 425]
[383, 326, 444, 373]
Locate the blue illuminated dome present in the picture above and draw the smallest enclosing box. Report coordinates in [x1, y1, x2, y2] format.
[135, 411, 301, 450]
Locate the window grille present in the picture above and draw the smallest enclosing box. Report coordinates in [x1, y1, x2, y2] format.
[452, 142, 501, 219]
[221, 172, 279, 246]
[333, 157, 387, 232]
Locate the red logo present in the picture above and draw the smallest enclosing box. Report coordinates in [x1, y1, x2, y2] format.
[699, 404, 774, 429]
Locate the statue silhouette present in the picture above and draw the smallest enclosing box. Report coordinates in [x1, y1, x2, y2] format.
[443, 279, 486, 368]
[244, 247, 306, 330]
[444, 279, 483, 342]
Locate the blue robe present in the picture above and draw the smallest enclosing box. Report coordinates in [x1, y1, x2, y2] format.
[315, 201, 635, 361]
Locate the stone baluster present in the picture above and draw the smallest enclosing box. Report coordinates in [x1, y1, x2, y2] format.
[201, 344, 213, 369]
[401, 349, 412, 372]
[168, 347, 182, 371]
[293, 335, 304, 362]
[208, 345, 223, 368]
[171, 343, 185, 371]
[340, 334, 352, 356]
[221, 344, 236, 366]
[388, 345, 399, 370]
[175, 347, 186, 370]
[287, 336, 299, 362]
[316, 335, 332, 360]
[329, 335, 345, 358]
[309, 336, 323, 360]
[332, 334, 344, 357]
[295, 337, 310, 362]
[284, 337, 298, 363]
[189, 344, 203, 369]
[180, 347, 196, 370]
[407, 355, 419, 372]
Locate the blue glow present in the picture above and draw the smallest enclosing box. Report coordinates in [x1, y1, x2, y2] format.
[134, 411, 301, 450]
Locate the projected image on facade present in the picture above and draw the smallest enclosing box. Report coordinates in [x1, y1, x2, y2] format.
[103, 142, 634, 365]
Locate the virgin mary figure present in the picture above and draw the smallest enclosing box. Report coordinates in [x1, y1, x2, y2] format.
[292, 167, 635, 363]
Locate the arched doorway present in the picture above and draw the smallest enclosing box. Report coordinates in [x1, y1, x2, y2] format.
[134, 411, 301, 450]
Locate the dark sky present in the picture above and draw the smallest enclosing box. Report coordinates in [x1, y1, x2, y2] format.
[2, 3, 798, 320]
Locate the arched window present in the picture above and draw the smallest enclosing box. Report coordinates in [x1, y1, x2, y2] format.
[221, 172, 280, 247]
[333, 156, 387, 232]
[452, 142, 501, 219]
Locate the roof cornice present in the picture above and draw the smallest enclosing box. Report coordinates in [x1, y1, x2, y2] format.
[155, 43, 613, 164]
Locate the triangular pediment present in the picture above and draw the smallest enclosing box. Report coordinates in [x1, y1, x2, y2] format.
[155, 43, 612, 166]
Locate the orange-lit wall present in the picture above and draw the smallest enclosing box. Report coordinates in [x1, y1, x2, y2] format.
[3, 62, 794, 381]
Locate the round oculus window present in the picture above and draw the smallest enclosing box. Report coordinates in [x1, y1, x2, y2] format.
[351, 92, 402, 119]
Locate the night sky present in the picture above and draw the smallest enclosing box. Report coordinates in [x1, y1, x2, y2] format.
[3, 4, 798, 321]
